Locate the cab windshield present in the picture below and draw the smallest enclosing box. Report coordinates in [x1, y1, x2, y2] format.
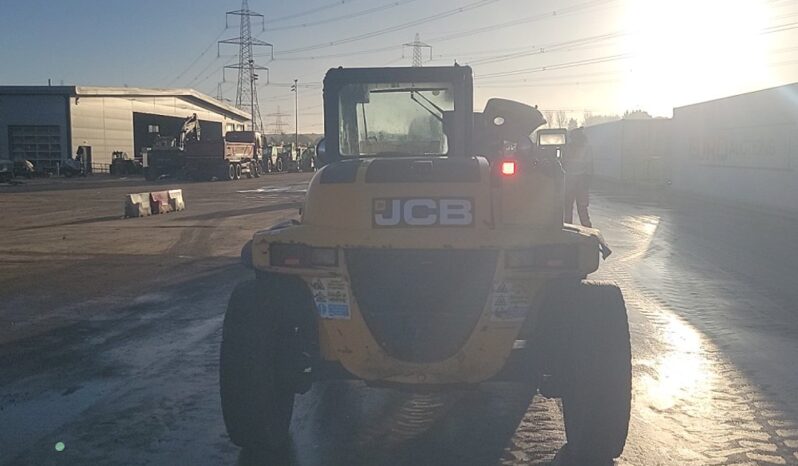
[338, 82, 454, 157]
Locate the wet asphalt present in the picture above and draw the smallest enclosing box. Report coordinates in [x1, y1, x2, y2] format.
[1, 175, 797, 465]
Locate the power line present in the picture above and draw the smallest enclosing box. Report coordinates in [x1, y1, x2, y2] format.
[476, 78, 621, 89]
[477, 69, 626, 85]
[274, 45, 402, 61]
[276, 0, 502, 55]
[474, 20, 798, 83]
[475, 53, 633, 80]
[471, 19, 798, 81]
[426, 0, 618, 44]
[273, 0, 617, 61]
[262, 92, 295, 102]
[763, 20, 798, 34]
[266, 0, 363, 24]
[268, 0, 418, 32]
[269, 82, 322, 89]
[167, 27, 228, 86]
[188, 54, 233, 86]
[380, 56, 407, 66]
[468, 31, 624, 66]
[425, 37, 619, 64]
[298, 102, 324, 112]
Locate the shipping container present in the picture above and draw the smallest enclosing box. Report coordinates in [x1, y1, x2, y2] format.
[582, 119, 672, 186]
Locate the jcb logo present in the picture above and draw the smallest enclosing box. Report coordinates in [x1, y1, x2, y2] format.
[373, 198, 474, 227]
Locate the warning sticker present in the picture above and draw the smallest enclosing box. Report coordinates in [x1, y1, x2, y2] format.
[491, 281, 531, 321]
[311, 278, 351, 320]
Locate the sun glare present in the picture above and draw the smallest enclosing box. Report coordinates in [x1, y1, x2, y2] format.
[621, 0, 772, 114]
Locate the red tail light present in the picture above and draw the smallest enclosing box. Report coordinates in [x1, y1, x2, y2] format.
[501, 160, 516, 176]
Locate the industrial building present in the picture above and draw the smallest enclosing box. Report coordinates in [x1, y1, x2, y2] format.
[0, 86, 250, 172]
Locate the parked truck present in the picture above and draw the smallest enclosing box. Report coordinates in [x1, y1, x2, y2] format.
[143, 114, 200, 181]
[184, 131, 265, 181]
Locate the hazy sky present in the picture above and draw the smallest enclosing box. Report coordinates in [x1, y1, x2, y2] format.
[1, 0, 797, 132]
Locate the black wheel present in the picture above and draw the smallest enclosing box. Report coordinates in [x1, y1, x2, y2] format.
[275, 157, 285, 173]
[220, 279, 296, 450]
[235, 163, 242, 180]
[227, 163, 236, 181]
[541, 281, 631, 464]
[253, 161, 261, 178]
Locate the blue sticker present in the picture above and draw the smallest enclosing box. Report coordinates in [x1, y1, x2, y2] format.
[326, 304, 350, 319]
[312, 278, 352, 320]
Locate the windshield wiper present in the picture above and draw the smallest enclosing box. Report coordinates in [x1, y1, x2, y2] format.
[410, 91, 444, 122]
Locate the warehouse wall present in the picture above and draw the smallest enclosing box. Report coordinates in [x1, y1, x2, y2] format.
[0, 94, 69, 161]
[70, 96, 245, 165]
[671, 84, 798, 215]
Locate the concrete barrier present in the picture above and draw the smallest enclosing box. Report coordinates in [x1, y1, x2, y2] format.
[124, 193, 152, 218]
[168, 189, 185, 212]
[150, 191, 172, 214]
[126, 189, 186, 218]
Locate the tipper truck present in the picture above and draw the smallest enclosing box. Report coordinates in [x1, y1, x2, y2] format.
[184, 131, 266, 181]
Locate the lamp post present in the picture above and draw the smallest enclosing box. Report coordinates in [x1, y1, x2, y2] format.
[292, 79, 299, 152]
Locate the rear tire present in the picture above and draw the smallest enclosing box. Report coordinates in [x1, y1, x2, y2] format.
[253, 161, 261, 178]
[541, 281, 632, 464]
[235, 163, 242, 180]
[220, 280, 296, 450]
[227, 163, 236, 181]
[276, 157, 285, 173]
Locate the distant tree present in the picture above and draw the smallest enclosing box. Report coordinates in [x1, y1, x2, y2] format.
[582, 112, 621, 126]
[623, 109, 652, 120]
[554, 110, 568, 129]
[543, 110, 555, 128]
[567, 118, 579, 130]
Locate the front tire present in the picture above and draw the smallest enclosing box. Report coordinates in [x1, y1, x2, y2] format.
[220, 280, 295, 450]
[543, 281, 632, 464]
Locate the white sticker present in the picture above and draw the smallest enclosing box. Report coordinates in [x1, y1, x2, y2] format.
[491, 281, 531, 321]
[310, 278, 351, 320]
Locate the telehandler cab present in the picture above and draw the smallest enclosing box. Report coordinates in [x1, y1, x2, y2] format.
[220, 65, 631, 464]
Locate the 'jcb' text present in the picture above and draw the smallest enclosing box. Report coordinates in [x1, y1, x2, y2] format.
[373, 198, 474, 227]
